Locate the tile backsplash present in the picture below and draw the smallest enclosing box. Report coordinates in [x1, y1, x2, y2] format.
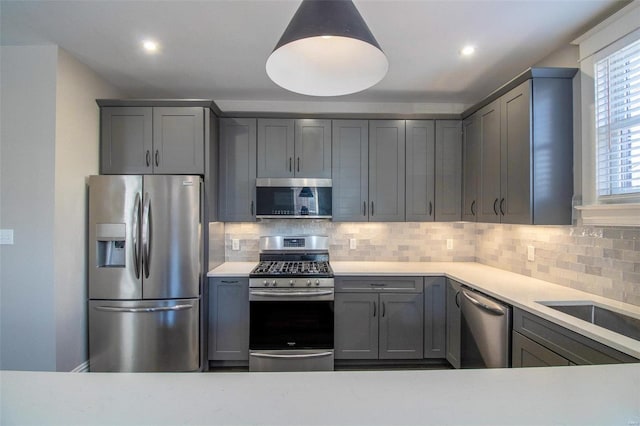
[218, 221, 640, 306]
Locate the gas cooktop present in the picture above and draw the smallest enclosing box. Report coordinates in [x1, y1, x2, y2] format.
[250, 260, 332, 277]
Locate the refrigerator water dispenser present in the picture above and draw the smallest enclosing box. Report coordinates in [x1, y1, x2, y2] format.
[96, 223, 126, 267]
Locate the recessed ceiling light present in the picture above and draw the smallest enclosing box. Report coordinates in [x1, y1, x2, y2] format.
[460, 45, 475, 56]
[142, 40, 159, 53]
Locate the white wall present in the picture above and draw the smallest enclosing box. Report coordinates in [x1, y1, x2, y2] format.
[1, 45, 58, 370]
[53, 48, 124, 371]
[0, 45, 123, 371]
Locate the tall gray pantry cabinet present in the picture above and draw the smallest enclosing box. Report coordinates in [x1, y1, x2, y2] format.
[100, 106, 205, 175]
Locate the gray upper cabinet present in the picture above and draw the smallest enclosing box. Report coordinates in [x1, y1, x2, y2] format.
[100, 106, 204, 175]
[462, 115, 480, 221]
[219, 118, 257, 222]
[257, 118, 331, 178]
[368, 120, 406, 222]
[477, 100, 502, 223]
[208, 277, 249, 361]
[405, 120, 435, 222]
[466, 74, 574, 225]
[332, 120, 369, 222]
[434, 120, 462, 221]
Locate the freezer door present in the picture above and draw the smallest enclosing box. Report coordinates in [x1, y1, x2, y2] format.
[89, 175, 143, 300]
[88, 299, 200, 372]
[142, 175, 201, 299]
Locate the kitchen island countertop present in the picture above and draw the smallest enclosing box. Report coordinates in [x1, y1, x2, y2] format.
[2, 364, 639, 425]
[208, 261, 640, 358]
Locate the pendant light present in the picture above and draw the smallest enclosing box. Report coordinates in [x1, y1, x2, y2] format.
[266, 0, 388, 97]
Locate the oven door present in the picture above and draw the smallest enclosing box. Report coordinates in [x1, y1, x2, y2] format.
[249, 289, 334, 371]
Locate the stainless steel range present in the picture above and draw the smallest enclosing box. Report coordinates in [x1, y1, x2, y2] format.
[249, 236, 334, 372]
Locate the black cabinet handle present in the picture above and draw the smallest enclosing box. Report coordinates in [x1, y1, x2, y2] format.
[471, 200, 476, 216]
[429, 201, 433, 216]
[155, 150, 159, 167]
[250, 200, 254, 216]
[297, 157, 300, 172]
[363, 201, 367, 216]
[289, 157, 292, 172]
[500, 198, 505, 216]
[493, 198, 499, 215]
[373, 302, 376, 317]
[371, 201, 374, 216]
[145, 150, 151, 167]
[455, 292, 460, 308]
[382, 301, 386, 317]
[221, 280, 239, 284]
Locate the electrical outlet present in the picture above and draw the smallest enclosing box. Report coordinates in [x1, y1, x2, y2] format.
[0, 229, 14, 245]
[446, 239, 453, 250]
[527, 245, 535, 262]
[232, 239, 240, 251]
[349, 238, 357, 250]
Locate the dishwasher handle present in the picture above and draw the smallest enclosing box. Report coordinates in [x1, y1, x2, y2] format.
[461, 289, 507, 316]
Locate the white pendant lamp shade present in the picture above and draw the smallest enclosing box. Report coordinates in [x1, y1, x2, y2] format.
[266, 0, 388, 97]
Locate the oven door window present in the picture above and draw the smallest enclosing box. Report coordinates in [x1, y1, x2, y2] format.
[250, 301, 334, 350]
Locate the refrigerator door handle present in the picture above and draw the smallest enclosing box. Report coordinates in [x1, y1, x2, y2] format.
[94, 304, 194, 313]
[142, 193, 151, 278]
[132, 193, 141, 279]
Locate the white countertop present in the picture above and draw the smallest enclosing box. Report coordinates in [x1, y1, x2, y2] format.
[208, 261, 640, 358]
[3, 364, 640, 425]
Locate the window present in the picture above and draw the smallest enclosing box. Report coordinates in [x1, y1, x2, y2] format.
[594, 38, 640, 201]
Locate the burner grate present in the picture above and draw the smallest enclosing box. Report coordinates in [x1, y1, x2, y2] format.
[252, 260, 331, 276]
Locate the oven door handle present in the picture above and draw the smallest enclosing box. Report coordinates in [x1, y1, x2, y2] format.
[250, 290, 334, 297]
[250, 351, 334, 359]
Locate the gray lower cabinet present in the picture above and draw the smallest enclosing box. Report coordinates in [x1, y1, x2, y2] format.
[257, 118, 331, 178]
[445, 279, 462, 368]
[219, 118, 257, 222]
[434, 120, 462, 221]
[208, 277, 249, 361]
[423, 277, 446, 358]
[335, 277, 424, 360]
[512, 308, 638, 366]
[512, 331, 570, 367]
[100, 106, 204, 175]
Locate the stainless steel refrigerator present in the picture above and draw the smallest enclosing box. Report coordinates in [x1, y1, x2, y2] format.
[88, 175, 201, 372]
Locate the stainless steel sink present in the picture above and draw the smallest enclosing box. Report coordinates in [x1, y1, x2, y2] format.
[537, 302, 640, 342]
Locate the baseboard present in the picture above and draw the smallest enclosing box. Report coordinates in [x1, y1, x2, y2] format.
[71, 360, 90, 373]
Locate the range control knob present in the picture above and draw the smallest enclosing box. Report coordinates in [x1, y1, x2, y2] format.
[289, 280, 295, 287]
[271, 280, 277, 287]
[306, 280, 312, 287]
[315, 279, 320, 286]
[263, 280, 269, 287]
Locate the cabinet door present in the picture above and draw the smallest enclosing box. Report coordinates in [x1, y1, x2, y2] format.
[477, 100, 501, 223]
[424, 277, 446, 358]
[446, 279, 462, 368]
[462, 115, 480, 221]
[405, 120, 435, 222]
[295, 119, 331, 178]
[334, 292, 378, 359]
[500, 80, 532, 224]
[369, 120, 406, 222]
[257, 119, 295, 178]
[379, 293, 424, 359]
[153, 107, 204, 174]
[435, 120, 462, 221]
[100, 107, 153, 174]
[512, 331, 570, 368]
[332, 120, 369, 222]
[219, 118, 257, 222]
[208, 278, 249, 361]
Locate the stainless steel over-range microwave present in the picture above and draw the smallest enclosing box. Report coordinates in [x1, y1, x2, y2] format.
[255, 178, 332, 219]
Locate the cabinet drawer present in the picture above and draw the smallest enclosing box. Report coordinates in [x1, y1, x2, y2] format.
[513, 308, 637, 365]
[335, 277, 424, 293]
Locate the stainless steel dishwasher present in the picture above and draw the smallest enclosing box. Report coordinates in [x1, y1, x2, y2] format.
[460, 287, 512, 368]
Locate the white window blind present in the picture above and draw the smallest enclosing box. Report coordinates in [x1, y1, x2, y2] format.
[595, 38, 640, 200]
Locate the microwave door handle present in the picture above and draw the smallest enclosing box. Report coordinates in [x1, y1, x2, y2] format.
[132, 193, 141, 279]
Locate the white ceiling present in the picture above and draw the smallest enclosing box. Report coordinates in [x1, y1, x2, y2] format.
[0, 0, 624, 113]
